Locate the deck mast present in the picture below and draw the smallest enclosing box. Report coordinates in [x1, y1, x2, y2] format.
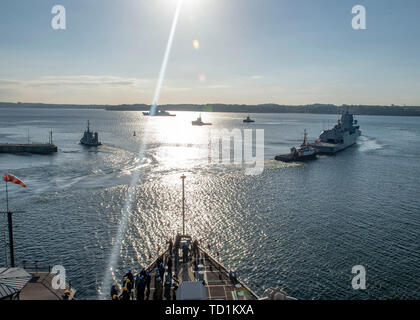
[181, 174, 186, 235]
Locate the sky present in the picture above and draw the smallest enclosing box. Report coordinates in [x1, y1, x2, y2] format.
[0, 0, 419, 105]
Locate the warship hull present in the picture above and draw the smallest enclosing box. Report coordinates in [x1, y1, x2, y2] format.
[80, 141, 102, 147]
[275, 153, 317, 162]
[143, 112, 176, 116]
[311, 131, 360, 154]
[191, 121, 211, 126]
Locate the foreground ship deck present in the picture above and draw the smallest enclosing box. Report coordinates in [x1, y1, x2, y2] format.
[144, 235, 258, 300]
[0, 267, 75, 300]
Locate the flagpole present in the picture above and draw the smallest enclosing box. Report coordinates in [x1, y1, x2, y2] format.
[2, 175, 27, 269]
[3, 181, 15, 267]
[7, 209, 14, 267]
[181, 174, 186, 235]
[6, 180, 9, 212]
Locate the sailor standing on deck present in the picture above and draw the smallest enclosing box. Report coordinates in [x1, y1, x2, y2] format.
[153, 277, 163, 300]
[136, 275, 146, 301]
[139, 267, 146, 278]
[158, 263, 165, 280]
[167, 255, 173, 275]
[192, 240, 199, 259]
[164, 272, 172, 300]
[110, 284, 119, 300]
[145, 270, 151, 300]
[182, 243, 190, 263]
[125, 270, 134, 284]
[120, 286, 130, 301]
[168, 238, 173, 256]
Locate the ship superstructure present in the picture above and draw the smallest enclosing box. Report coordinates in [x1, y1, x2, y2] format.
[312, 111, 361, 154]
[80, 120, 102, 147]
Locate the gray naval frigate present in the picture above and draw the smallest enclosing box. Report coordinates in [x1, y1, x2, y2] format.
[311, 111, 361, 154]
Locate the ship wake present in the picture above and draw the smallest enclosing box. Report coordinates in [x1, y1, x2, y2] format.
[358, 135, 383, 152]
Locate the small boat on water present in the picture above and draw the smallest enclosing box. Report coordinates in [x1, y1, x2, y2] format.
[275, 129, 317, 162]
[192, 114, 211, 126]
[143, 108, 175, 116]
[243, 115, 255, 123]
[80, 120, 102, 147]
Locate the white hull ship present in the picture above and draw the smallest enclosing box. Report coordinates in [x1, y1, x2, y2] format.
[311, 111, 361, 154]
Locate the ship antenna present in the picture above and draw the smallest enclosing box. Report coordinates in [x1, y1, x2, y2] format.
[302, 129, 308, 147]
[181, 174, 186, 235]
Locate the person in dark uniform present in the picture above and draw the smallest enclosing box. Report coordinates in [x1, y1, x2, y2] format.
[167, 256, 173, 275]
[192, 240, 199, 259]
[182, 243, 190, 262]
[168, 238, 173, 256]
[145, 271, 151, 300]
[153, 277, 163, 300]
[63, 290, 70, 300]
[136, 275, 146, 301]
[120, 286, 130, 301]
[110, 284, 119, 300]
[164, 273, 172, 300]
[158, 263, 165, 280]
[125, 270, 134, 283]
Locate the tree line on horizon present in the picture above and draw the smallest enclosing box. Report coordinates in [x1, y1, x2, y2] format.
[1, 102, 420, 116]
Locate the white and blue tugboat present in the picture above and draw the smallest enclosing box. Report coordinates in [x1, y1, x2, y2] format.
[80, 120, 102, 147]
[275, 129, 317, 162]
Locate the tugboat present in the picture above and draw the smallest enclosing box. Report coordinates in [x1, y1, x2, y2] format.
[110, 175, 296, 300]
[192, 114, 211, 126]
[143, 108, 175, 116]
[310, 110, 361, 154]
[275, 129, 317, 162]
[243, 115, 255, 123]
[80, 120, 102, 147]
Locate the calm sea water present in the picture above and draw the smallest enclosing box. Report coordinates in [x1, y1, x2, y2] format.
[0, 108, 419, 300]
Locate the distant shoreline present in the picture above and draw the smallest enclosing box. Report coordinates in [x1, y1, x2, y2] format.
[1, 102, 420, 117]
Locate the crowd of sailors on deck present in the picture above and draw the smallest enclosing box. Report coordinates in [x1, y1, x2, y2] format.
[110, 238, 200, 301]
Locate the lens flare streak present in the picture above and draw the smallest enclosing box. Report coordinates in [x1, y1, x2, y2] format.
[99, 0, 184, 299]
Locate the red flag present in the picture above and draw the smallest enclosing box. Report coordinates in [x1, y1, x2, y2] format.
[4, 174, 27, 188]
